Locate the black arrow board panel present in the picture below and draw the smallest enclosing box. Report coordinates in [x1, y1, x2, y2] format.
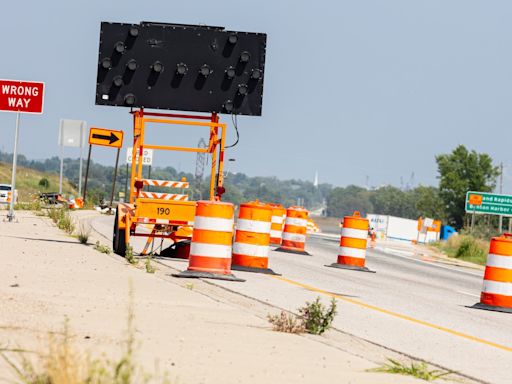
[95, 22, 267, 116]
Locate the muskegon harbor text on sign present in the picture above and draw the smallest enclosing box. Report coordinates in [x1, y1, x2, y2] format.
[0, 79, 45, 114]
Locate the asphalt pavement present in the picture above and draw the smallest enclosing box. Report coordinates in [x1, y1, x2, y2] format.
[89, 214, 512, 384]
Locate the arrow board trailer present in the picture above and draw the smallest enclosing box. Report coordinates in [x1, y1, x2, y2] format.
[96, 21, 268, 258]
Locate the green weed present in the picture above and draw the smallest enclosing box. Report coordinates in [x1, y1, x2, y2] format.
[94, 241, 111, 255]
[371, 358, 451, 381]
[268, 297, 337, 335]
[145, 254, 155, 274]
[77, 223, 91, 244]
[298, 297, 337, 335]
[125, 245, 137, 265]
[185, 283, 194, 290]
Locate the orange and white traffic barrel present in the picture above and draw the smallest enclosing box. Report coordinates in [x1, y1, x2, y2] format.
[173, 200, 244, 281]
[268, 203, 286, 245]
[275, 206, 310, 255]
[327, 211, 374, 273]
[472, 233, 512, 313]
[232, 201, 278, 274]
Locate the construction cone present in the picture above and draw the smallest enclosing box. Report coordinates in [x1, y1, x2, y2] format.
[268, 203, 286, 245]
[231, 201, 279, 275]
[472, 233, 512, 313]
[173, 200, 244, 281]
[275, 206, 310, 255]
[327, 211, 375, 273]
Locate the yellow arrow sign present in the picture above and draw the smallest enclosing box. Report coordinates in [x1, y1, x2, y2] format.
[88, 127, 123, 148]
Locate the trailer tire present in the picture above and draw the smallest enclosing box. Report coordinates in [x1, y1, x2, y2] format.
[113, 209, 126, 257]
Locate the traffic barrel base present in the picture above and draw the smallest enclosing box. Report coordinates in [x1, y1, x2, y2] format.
[172, 270, 245, 282]
[471, 302, 512, 314]
[231, 265, 280, 275]
[274, 246, 311, 256]
[326, 262, 375, 273]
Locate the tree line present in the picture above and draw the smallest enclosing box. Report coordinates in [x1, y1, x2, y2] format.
[0, 144, 499, 229]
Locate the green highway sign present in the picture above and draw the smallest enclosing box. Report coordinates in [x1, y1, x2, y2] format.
[465, 191, 512, 216]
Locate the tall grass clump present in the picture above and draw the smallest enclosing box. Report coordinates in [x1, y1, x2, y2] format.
[77, 223, 91, 244]
[432, 234, 487, 265]
[47, 206, 75, 234]
[370, 358, 451, 381]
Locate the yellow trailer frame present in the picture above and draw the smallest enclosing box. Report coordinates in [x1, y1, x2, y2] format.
[113, 108, 227, 256]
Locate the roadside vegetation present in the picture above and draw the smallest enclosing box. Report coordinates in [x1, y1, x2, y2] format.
[47, 206, 75, 234]
[268, 297, 337, 335]
[145, 253, 155, 273]
[0, 161, 77, 201]
[77, 223, 91, 244]
[93, 241, 111, 255]
[370, 358, 451, 381]
[432, 234, 488, 265]
[0, 288, 171, 384]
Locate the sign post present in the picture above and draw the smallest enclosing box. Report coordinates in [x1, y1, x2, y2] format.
[0, 79, 45, 222]
[83, 127, 124, 208]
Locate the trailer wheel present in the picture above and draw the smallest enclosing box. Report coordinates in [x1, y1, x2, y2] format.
[113, 209, 126, 256]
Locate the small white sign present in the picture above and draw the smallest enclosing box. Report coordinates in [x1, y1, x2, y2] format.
[59, 119, 86, 148]
[126, 147, 153, 166]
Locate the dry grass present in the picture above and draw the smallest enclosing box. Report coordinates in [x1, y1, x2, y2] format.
[0, 286, 171, 383]
[0, 162, 77, 202]
[370, 358, 452, 381]
[432, 234, 488, 265]
[268, 297, 337, 335]
[267, 311, 306, 334]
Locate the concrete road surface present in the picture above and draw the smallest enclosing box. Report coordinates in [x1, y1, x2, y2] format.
[89, 214, 511, 384]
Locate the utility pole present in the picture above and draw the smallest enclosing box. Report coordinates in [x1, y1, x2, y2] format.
[499, 162, 503, 233]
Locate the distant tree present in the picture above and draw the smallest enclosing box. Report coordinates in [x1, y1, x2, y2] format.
[38, 177, 50, 189]
[436, 145, 499, 228]
[410, 186, 446, 220]
[326, 185, 373, 218]
[370, 186, 416, 218]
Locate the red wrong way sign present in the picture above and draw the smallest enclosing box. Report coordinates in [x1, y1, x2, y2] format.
[0, 79, 45, 114]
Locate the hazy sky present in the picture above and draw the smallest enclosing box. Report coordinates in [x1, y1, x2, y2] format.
[1, 0, 512, 192]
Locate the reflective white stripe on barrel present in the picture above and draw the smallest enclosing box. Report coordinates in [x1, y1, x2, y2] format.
[341, 227, 367, 240]
[194, 216, 233, 232]
[282, 232, 306, 242]
[482, 280, 512, 296]
[270, 229, 282, 238]
[190, 243, 232, 258]
[233, 242, 270, 257]
[338, 246, 366, 259]
[236, 219, 271, 234]
[272, 215, 284, 224]
[285, 217, 308, 227]
[486, 254, 512, 269]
